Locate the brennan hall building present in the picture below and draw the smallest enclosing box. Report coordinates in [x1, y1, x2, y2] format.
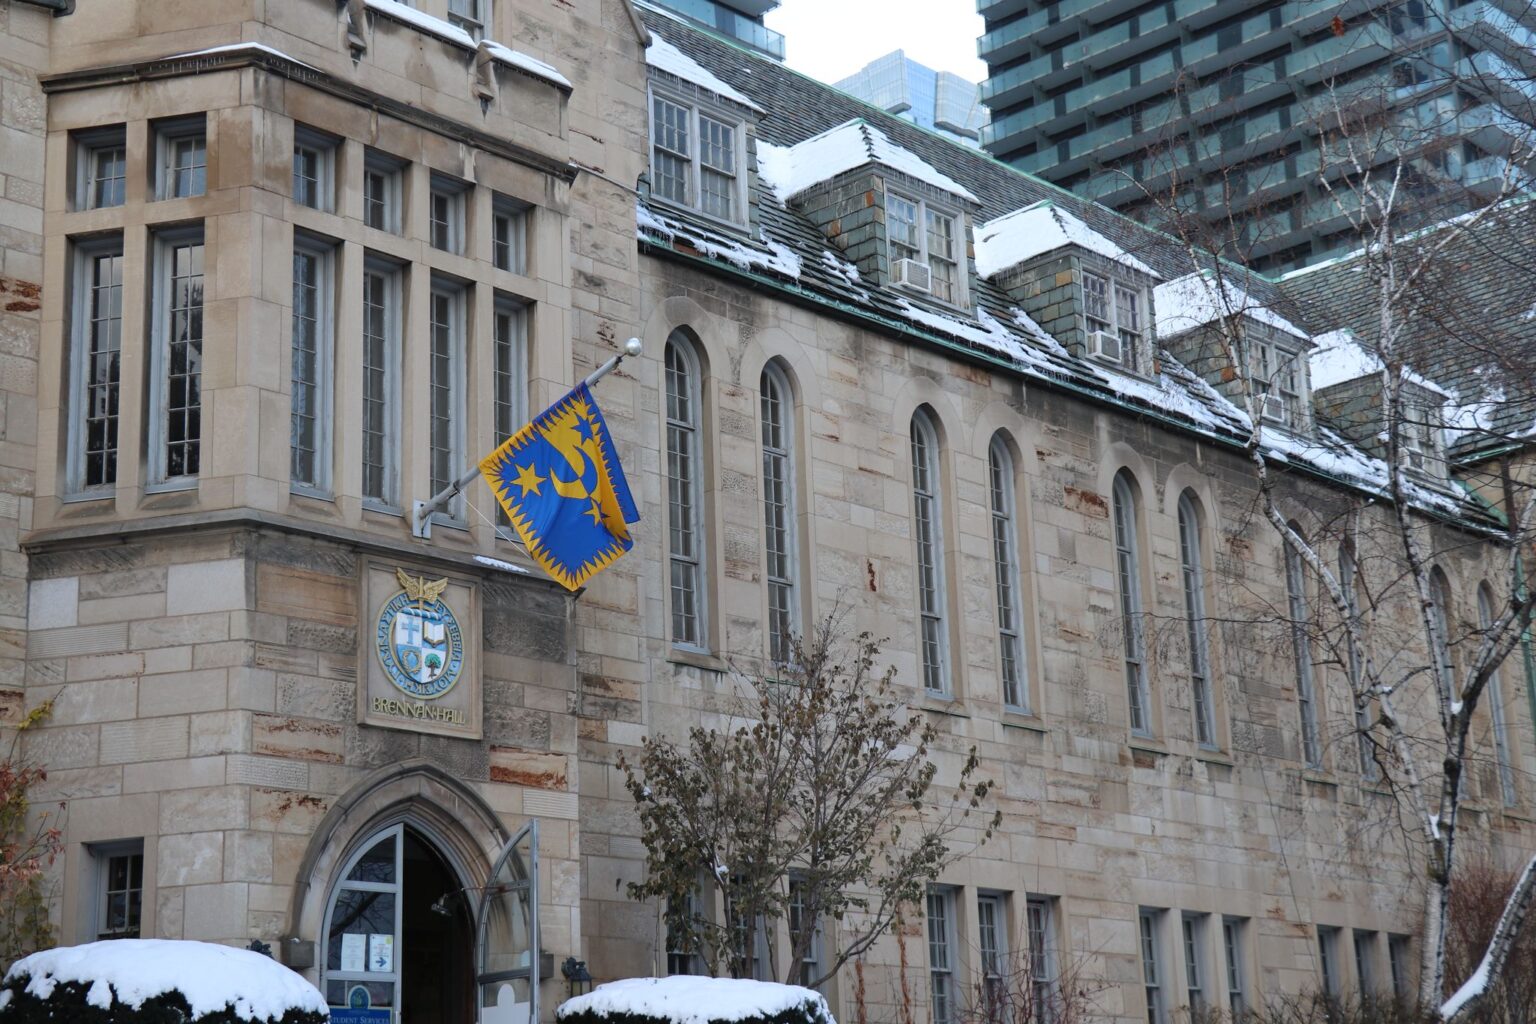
[1, 1, 1535, 1023]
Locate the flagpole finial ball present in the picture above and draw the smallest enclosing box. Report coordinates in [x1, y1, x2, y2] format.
[624, 337, 643, 357]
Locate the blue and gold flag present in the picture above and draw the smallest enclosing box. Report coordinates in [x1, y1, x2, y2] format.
[480, 384, 640, 591]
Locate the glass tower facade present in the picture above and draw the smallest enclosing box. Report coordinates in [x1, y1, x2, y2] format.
[977, 0, 1536, 270]
[836, 51, 989, 149]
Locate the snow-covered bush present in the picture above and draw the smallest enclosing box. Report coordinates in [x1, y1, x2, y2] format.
[0, 939, 329, 1023]
[557, 977, 835, 1024]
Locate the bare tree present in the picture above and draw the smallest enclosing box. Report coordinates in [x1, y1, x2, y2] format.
[619, 614, 1001, 987]
[1140, 60, 1536, 1016]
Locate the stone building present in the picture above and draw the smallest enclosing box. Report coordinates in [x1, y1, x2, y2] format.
[2, 1, 1535, 1024]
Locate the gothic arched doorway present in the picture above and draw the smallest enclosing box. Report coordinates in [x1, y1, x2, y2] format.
[321, 823, 475, 1024]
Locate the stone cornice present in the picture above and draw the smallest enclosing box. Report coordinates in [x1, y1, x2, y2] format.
[39, 46, 579, 185]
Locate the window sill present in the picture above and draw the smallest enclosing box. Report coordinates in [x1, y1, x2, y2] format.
[1302, 770, 1338, 789]
[290, 486, 335, 504]
[59, 491, 116, 508]
[1194, 747, 1233, 767]
[362, 502, 404, 519]
[1001, 711, 1047, 734]
[919, 695, 968, 718]
[667, 647, 726, 674]
[144, 478, 197, 495]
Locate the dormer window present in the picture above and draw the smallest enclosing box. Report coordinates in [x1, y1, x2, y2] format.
[1401, 395, 1445, 474]
[888, 192, 962, 305]
[1083, 271, 1145, 372]
[650, 91, 746, 224]
[1247, 322, 1307, 429]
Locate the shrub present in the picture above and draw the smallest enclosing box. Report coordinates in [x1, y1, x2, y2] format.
[0, 980, 327, 1024]
[557, 977, 836, 1024]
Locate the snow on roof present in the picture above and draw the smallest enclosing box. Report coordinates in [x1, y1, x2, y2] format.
[1309, 329, 1451, 397]
[638, 202, 801, 280]
[647, 34, 764, 112]
[482, 41, 572, 89]
[755, 119, 978, 204]
[366, 0, 475, 48]
[161, 43, 320, 70]
[3, 940, 328, 1021]
[974, 201, 1154, 279]
[1154, 270, 1305, 339]
[556, 976, 833, 1024]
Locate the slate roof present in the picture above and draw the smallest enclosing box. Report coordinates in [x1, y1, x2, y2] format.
[632, 4, 1495, 527]
[1278, 200, 1536, 461]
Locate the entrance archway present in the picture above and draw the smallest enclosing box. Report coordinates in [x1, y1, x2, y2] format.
[287, 761, 518, 1023]
[321, 824, 475, 1023]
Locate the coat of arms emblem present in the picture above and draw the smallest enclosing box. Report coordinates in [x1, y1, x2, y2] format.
[375, 568, 464, 699]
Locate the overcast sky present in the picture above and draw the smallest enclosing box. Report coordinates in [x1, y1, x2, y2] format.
[763, 0, 988, 87]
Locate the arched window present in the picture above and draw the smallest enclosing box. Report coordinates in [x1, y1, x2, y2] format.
[1177, 492, 1215, 748]
[1112, 471, 1151, 736]
[988, 435, 1028, 712]
[1478, 584, 1516, 806]
[1340, 542, 1375, 780]
[1285, 530, 1322, 768]
[1428, 568, 1455, 703]
[665, 332, 706, 649]
[910, 409, 949, 696]
[760, 362, 798, 664]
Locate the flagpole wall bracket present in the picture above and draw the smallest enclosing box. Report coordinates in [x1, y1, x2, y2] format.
[407, 338, 643, 543]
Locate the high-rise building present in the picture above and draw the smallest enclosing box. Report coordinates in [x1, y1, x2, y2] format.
[642, 0, 785, 59]
[976, 0, 1536, 269]
[835, 50, 989, 148]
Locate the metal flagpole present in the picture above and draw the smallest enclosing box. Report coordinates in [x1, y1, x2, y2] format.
[409, 336, 643, 540]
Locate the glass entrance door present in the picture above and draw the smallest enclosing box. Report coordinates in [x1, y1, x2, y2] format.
[475, 821, 539, 1024]
[323, 826, 474, 1024]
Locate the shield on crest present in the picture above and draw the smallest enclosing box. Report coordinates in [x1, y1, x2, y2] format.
[375, 570, 465, 700]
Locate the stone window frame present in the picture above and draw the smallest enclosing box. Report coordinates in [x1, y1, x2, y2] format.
[1340, 541, 1377, 780]
[1113, 470, 1154, 738]
[1317, 925, 1342, 996]
[147, 224, 206, 489]
[1182, 911, 1210, 1014]
[363, 148, 407, 235]
[1083, 266, 1150, 372]
[1222, 916, 1249, 1017]
[492, 193, 531, 276]
[911, 407, 952, 699]
[292, 123, 340, 214]
[1285, 527, 1325, 770]
[152, 115, 207, 202]
[427, 274, 470, 526]
[647, 83, 751, 229]
[447, 0, 486, 40]
[987, 434, 1030, 714]
[1177, 490, 1218, 750]
[1140, 907, 1168, 1024]
[71, 125, 127, 211]
[65, 234, 126, 498]
[760, 359, 799, 665]
[89, 838, 144, 941]
[291, 232, 338, 497]
[491, 293, 529, 541]
[786, 875, 825, 988]
[361, 255, 405, 512]
[926, 886, 959, 1024]
[1477, 582, 1519, 806]
[664, 329, 710, 653]
[1025, 895, 1060, 1020]
[1244, 319, 1310, 432]
[885, 187, 969, 311]
[428, 172, 470, 256]
[976, 890, 1008, 1011]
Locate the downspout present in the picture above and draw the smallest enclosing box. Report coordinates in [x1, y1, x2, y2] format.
[1518, 559, 1536, 746]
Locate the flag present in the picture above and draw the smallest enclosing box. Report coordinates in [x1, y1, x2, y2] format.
[480, 383, 640, 591]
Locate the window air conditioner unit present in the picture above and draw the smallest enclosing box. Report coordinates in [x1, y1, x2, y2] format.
[1087, 330, 1122, 364]
[893, 258, 931, 292]
[1260, 393, 1289, 424]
